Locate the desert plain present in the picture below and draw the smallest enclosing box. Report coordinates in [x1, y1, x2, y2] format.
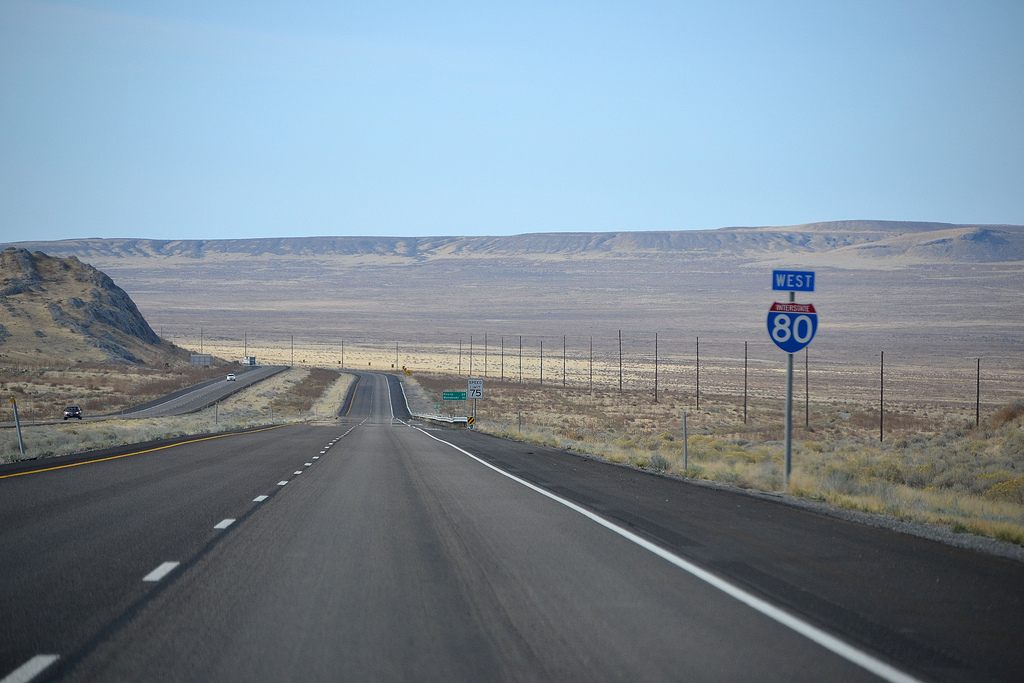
[4, 221, 1024, 544]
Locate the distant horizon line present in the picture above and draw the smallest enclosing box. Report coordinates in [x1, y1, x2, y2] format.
[5, 219, 1023, 245]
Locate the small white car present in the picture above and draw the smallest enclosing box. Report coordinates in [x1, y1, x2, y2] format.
[226, 373, 236, 381]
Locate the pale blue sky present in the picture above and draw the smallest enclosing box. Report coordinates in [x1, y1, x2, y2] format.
[2, 0, 1022, 241]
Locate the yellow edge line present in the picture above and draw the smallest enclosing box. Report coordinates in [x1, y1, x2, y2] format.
[0, 424, 288, 480]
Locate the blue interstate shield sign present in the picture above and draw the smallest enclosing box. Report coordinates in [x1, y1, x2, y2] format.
[767, 302, 818, 353]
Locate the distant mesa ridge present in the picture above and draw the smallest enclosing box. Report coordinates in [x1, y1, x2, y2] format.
[3, 220, 1023, 264]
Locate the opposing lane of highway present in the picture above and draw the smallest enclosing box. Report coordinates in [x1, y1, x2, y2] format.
[116, 364, 285, 418]
[1, 365, 286, 430]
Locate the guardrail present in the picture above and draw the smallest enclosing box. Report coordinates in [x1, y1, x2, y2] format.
[397, 378, 468, 426]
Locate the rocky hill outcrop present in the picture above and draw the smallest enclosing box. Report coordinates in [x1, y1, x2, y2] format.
[0, 248, 179, 365]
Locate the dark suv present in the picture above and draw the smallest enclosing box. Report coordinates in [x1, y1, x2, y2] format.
[63, 405, 82, 420]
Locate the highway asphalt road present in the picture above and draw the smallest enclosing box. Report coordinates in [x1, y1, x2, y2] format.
[2, 365, 284, 429]
[115, 365, 285, 418]
[0, 372, 1021, 681]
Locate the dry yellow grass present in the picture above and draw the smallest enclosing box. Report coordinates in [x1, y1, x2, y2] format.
[403, 372, 1024, 546]
[0, 363, 229, 420]
[1, 369, 356, 463]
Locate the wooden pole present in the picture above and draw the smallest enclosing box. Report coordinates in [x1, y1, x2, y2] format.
[540, 340, 544, 385]
[696, 336, 700, 410]
[743, 341, 748, 423]
[976, 357, 981, 427]
[880, 350, 885, 442]
[618, 330, 622, 394]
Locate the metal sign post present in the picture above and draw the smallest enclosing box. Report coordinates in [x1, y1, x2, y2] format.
[467, 379, 483, 430]
[682, 412, 689, 473]
[10, 397, 26, 459]
[769, 270, 818, 489]
[784, 293, 794, 488]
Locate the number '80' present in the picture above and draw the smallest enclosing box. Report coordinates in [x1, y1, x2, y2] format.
[771, 314, 815, 344]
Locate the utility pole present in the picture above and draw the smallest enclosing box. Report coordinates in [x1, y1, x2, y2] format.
[879, 350, 885, 442]
[696, 336, 700, 410]
[540, 340, 544, 385]
[395, 342, 398, 368]
[743, 341, 748, 424]
[654, 332, 659, 403]
[618, 329, 623, 394]
[519, 335, 523, 383]
[291, 335, 294, 367]
[341, 340, 345, 369]
[484, 333, 488, 377]
[200, 327, 204, 354]
[805, 348, 809, 428]
[244, 331, 247, 358]
[562, 335, 566, 388]
[459, 339, 463, 375]
[500, 336, 504, 381]
[976, 357, 981, 427]
[589, 336, 593, 395]
[470, 335, 474, 376]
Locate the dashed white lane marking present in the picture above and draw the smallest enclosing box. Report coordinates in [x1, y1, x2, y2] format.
[142, 561, 180, 583]
[414, 427, 922, 683]
[1, 654, 59, 683]
[214, 518, 235, 530]
[253, 495, 269, 502]
[313, 456, 320, 460]
[320, 450, 326, 454]
[293, 471, 303, 475]
[304, 462, 312, 467]
[277, 481, 289, 486]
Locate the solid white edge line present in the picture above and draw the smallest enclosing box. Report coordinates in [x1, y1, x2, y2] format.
[253, 495, 269, 502]
[384, 374, 395, 419]
[413, 426, 921, 683]
[1, 655, 59, 683]
[214, 518, 235, 529]
[142, 561, 180, 583]
[398, 378, 413, 416]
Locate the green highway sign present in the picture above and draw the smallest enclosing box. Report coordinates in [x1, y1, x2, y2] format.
[442, 391, 467, 401]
